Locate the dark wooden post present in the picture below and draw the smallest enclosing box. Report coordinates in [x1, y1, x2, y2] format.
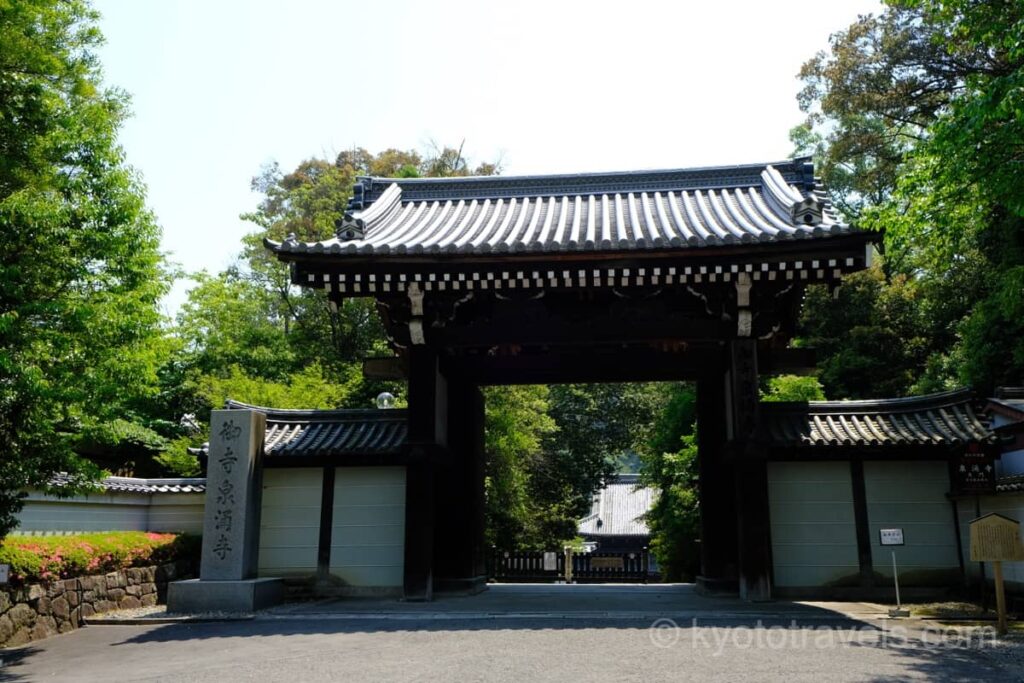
[696, 370, 739, 591]
[402, 346, 447, 601]
[728, 339, 773, 601]
[433, 378, 487, 593]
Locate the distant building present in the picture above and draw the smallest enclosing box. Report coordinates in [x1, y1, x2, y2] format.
[578, 474, 657, 555]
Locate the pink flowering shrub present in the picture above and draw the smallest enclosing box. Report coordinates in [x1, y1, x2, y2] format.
[0, 532, 200, 585]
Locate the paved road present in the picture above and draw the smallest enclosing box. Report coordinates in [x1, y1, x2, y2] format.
[1, 585, 1019, 682]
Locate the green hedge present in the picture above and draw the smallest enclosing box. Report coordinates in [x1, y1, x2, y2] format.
[0, 532, 200, 586]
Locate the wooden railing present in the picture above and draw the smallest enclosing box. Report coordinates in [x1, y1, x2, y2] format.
[489, 548, 650, 583]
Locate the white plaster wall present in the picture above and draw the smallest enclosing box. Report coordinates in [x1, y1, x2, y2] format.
[14, 491, 203, 535]
[768, 461, 860, 587]
[330, 467, 406, 587]
[147, 494, 205, 533]
[258, 468, 322, 577]
[865, 461, 960, 581]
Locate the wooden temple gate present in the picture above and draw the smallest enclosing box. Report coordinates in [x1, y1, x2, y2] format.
[266, 158, 875, 601]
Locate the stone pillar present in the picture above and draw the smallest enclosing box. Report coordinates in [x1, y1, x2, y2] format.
[433, 380, 487, 594]
[167, 409, 283, 612]
[695, 372, 738, 592]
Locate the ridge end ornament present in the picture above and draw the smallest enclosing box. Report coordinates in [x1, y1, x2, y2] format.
[790, 196, 823, 226]
[335, 213, 366, 241]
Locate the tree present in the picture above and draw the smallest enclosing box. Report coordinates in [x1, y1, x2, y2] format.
[0, 0, 172, 536]
[795, 0, 1024, 394]
[639, 383, 698, 581]
[796, 265, 932, 398]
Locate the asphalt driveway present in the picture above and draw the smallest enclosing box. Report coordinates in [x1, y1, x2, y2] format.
[1, 585, 1018, 682]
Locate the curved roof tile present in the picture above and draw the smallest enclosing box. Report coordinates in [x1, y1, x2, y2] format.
[761, 389, 997, 449]
[268, 159, 852, 258]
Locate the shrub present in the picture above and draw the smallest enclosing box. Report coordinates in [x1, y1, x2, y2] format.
[0, 532, 200, 586]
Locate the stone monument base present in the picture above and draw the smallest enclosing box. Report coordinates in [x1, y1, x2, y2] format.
[167, 577, 284, 613]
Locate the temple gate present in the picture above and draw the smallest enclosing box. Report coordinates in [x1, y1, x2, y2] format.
[259, 158, 873, 601]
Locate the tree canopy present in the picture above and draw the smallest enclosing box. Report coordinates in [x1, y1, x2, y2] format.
[793, 0, 1024, 395]
[0, 0, 172, 536]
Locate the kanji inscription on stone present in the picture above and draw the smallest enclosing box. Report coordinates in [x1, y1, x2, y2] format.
[200, 409, 266, 581]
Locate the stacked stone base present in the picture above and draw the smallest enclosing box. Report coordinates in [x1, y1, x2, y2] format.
[0, 560, 193, 648]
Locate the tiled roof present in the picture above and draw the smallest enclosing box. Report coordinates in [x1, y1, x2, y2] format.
[50, 473, 206, 494]
[761, 389, 997, 449]
[997, 475, 1024, 493]
[102, 477, 207, 493]
[268, 159, 854, 257]
[578, 474, 657, 538]
[224, 400, 408, 458]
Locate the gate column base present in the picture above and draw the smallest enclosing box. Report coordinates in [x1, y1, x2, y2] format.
[434, 575, 488, 595]
[695, 575, 739, 595]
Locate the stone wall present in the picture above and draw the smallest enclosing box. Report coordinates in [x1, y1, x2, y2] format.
[0, 559, 193, 648]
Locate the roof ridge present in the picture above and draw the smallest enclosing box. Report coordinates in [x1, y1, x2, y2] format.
[225, 399, 407, 422]
[348, 158, 818, 209]
[805, 388, 975, 413]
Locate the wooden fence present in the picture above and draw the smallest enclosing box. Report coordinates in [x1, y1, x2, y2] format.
[489, 549, 650, 583]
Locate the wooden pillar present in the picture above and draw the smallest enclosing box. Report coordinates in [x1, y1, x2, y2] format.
[850, 459, 876, 587]
[403, 461, 434, 601]
[696, 371, 738, 589]
[727, 339, 772, 600]
[403, 346, 446, 601]
[433, 379, 487, 593]
[735, 460, 773, 601]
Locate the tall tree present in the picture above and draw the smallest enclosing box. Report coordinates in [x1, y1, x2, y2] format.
[795, 0, 1024, 394]
[0, 0, 171, 536]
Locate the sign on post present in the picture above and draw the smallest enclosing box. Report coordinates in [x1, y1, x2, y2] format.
[879, 528, 908, 616]
[880, 528, 905, 546]
[970, 513, 1024, 635]
[0, 563, 8, 585]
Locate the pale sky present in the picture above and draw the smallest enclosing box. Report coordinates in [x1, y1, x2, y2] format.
[94, 0, 883, 315]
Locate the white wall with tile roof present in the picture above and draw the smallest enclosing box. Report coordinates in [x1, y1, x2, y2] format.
[14, 489, 204, 535]
[329, 467, 406, 588]
[768, 461, 860, 587]
[257, 468, 322, 577]
[865, 461, 960, 582]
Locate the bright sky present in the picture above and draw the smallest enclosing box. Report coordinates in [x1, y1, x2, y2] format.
[94, 0, 883, 316]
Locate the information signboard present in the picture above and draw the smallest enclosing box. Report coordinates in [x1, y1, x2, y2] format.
[879, 528, 905, 546]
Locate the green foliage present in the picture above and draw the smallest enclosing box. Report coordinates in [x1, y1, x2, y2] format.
[484, 385, 556, 549]
[198, 363, 362, 411]
[761, 375, 826, 402]
[796, 0, 1024, 394]
[153, 437, 202, 477]
[796, 265, 950, 400]
[639, 383, 698, 581]
[0, 531, 199, 585]
[642, 429, 699, 581]
[0, 0, 173, 536]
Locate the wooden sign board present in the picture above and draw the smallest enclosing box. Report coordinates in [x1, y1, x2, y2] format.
[970, 513, 1024, 562]
[952, 442, 997, 494]
[590, 556, 624, 570]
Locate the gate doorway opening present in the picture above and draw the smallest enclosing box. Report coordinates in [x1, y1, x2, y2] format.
[481, 381, 695, 587]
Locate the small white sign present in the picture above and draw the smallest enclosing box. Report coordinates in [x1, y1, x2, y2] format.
[880, 528, 905, 546]
[543, 552, 557, 571]
[0, 563, 9, 584]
